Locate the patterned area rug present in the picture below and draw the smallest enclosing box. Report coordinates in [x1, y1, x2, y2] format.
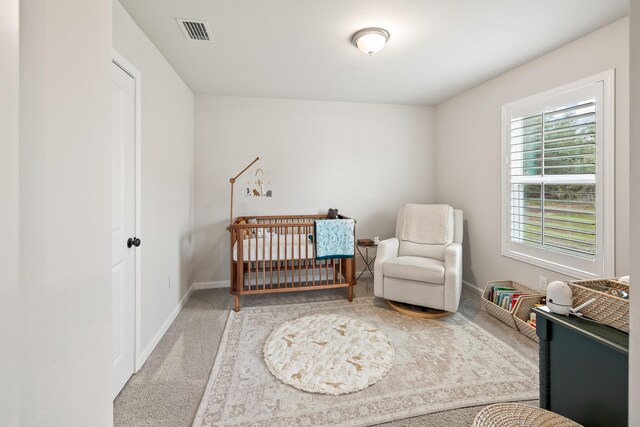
[192, 298, 538, 427]
[263, 314, 395, 395]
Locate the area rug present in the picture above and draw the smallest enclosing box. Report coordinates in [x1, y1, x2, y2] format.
[192, 297, 538, 427]
[263, 313, 395, 395]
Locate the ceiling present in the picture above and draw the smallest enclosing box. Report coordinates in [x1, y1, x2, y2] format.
[119, 0, 629, 105]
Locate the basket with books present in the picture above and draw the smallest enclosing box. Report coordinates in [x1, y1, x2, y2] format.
[513, 295, 546, 342]
[482, 280, 542, 330]
[568, 278, 629, 333]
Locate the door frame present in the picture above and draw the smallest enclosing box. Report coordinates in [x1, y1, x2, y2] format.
[112, 50, 143, 371]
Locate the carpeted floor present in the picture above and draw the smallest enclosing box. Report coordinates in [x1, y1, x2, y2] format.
[113, 279, 539, 426]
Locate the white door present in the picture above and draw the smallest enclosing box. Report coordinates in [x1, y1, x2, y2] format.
[111, 61, 137, 399]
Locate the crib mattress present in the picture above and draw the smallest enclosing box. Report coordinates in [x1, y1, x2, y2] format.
[233, 234, 315, 262]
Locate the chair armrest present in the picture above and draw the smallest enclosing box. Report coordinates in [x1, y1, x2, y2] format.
[444, 243, 463, 312]
[374, 238, 399, 297]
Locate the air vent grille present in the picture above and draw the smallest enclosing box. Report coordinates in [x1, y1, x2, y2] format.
[176, 19, 212, 42]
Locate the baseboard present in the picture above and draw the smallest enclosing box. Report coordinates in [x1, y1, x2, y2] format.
[137, 283, 195, 370]
[193, 280, 230, 290]
[463, 280, 483, 295]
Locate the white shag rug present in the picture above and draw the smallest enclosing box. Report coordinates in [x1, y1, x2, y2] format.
[192, 297, 538, 427]
[263, 314, 395, 395]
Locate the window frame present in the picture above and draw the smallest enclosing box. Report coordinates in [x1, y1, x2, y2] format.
[501, 70, 615, 279]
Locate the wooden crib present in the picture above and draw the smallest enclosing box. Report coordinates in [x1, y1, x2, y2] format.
[228, 214, 356, 311]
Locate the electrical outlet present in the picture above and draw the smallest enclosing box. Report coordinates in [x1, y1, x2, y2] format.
[538, 276, 547, 291]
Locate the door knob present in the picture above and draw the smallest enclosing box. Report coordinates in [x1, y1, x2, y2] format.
[127, 237, 141, 248]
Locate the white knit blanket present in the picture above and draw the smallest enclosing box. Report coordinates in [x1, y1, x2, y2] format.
[401, 204, 452, 244]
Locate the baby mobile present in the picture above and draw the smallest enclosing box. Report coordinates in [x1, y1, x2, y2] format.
[246, 168, 272, 197]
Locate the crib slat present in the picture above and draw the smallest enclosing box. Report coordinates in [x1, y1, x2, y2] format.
[236, 229, 244, 311]
[255, 227, 259, 290]
[305, 225, 309, 287]
[325, 259, 329, 285]
[269, 233, 273, 290]
[277, 226, 281, 288]
[297, 230, 301, 288]
[284, 225, 288, 289]
[333, 260, 336, 283]
[262, 231, 266, 290]
[312, 227, 316, 287]
[247, 233, 251, 291]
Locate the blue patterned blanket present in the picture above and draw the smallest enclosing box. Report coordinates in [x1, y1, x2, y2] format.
[314, 219, 355, 260]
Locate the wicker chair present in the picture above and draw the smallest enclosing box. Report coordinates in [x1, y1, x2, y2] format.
[473, 403, 582, 427]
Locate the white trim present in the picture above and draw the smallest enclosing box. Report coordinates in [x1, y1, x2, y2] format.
[600, 70, 616, 277]
[138, 283, 195, 368]
[502, 71, 614, 114]
[193, 280, 231, 290]
[112, 50, 144, 371]
[501, 70, 615, 279]
[503, 250, 599, 279]
[463, 280, 483, 296]
[511, 174, 595, 184]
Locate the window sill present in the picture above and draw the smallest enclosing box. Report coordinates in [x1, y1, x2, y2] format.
[502, 248, 601, 280]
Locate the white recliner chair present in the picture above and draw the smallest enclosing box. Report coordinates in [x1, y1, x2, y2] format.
[374, 204, 463, 312]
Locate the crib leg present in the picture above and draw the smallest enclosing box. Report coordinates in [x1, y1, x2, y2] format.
[234, 295, 240, 312]
[348, 285, 353, 302]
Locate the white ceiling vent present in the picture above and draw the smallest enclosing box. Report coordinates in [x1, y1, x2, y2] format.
[176, 19, 213, 42]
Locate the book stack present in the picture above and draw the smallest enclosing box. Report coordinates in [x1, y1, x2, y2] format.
[526, 302, 546, 328]
[482, 280, 542, 332]
[487, 285, 536, 312]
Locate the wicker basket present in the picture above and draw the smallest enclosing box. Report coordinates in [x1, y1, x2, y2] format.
[482, 280, 540, 330]
[568, 278, 629, 333]
[513, 295, 545, 343]
[473, 403, 582, 427]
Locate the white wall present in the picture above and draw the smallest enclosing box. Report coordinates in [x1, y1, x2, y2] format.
[4, 0, 113, 425]
[193, 96, 436, 284]
[629, 1, 639, 423]
[0, 0, 20, 424]
[113, 2, 195, 360]
[435, 18, 630, 289]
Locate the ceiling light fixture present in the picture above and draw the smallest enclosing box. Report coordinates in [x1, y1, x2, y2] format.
[351, 27, 390, 56]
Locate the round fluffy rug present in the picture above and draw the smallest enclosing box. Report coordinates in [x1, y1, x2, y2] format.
[263, 313, 395, 395]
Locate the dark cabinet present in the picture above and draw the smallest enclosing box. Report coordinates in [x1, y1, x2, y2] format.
[535, 308, 629, 427]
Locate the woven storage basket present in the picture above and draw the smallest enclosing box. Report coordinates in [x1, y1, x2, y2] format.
[482, 280, 540, 330]
[568, 278, 629, 333]
[473, 403, 582, 427]
[513, 295, 544, 343]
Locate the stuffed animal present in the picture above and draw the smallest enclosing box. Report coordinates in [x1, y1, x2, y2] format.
[327, 208, 339, 219]
[236, 218, 251, 239]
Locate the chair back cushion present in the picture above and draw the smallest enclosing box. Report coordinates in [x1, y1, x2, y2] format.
[395, 205, 456, 261]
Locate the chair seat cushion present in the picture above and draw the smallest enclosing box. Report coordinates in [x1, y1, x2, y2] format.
[383, 256, 445, 284]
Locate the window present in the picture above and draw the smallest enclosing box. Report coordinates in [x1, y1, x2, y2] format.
[502, 71, 614, 278]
